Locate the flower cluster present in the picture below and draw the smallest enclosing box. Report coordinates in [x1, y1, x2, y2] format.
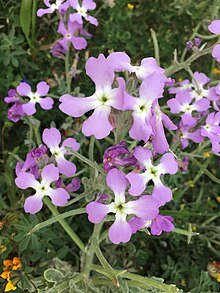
[167, 70, 220, 153]
[37, 0, 98, 56]
[1, 257, 21, 292]
[4, 81, 53, 122]
[15, 128, 80, 214]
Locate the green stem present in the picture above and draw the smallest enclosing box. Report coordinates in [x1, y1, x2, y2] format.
[161, 210, 220, 217]
[28, 208, 86, 234]
[67, 148, 104, 174]
[150, 28, 160, 66]
[43, 197, 85, 251]
[191, 157, 220, 184]
[196, 33, 220, 40]
[82, 223, 103, 279]
[89, 136, 95, 178]
[65, 43, 71, 92]
[64, 191, 87, 206]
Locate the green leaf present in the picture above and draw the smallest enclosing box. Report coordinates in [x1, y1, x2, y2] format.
[44, 268, 64, 283]
[20, 0, 32, 40]
[19, 236, 31, 252]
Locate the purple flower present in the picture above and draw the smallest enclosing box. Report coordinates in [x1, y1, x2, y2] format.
[103, 141, 137, 172]
[151, 101, 177, 154]
[190, 72, 210, 101]
[178, 123, 204, 149]
[57, 20, 87, 51]
[178, 156, 189, 173]
[37, 0, 69, 17]
[129, 215, 174, 236]
[50, 41, 67, 58]
[15, 145, 48, 179]
[16, 81, 54, 115]
[186, 41, 193, 50]
[15, 164, 70, 214]
[55, 177, 81, 192]
[124, 73, 166, 142]
[8, 102, 24, 122]
[69, 0, 98, 26]
[59, 54, 126, 139]
[208, 20, 220, 62]
[4, 89, 19, 104]
[42, 128, 80, 177]
[168, 79, 193, 95]
[86, 168, 159, 244]
[126, 146, 178, 205]
[200, 112, 220, 154]
[107, 52, 164, 80]
[167, 91, 210, 126]
[194, 37, 202, 47]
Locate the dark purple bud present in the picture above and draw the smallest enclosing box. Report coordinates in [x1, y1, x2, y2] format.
[50, 41, 67, 59]
[178, 156, 189, 173]
[31, 145, 47, 158]
[186, 41, 193, 50]
[8, 102, 24, 122]
[193, 37, 202, 47]
[95, 193, 109, 203]
[4, 89, 19, 104]
[66, 178, 81, 193]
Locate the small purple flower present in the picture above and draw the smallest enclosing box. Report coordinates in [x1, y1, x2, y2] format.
[126, 146, 178, 205]
[16, 81, 54, 115]
[57, 20, 87, 51]
[95, 193, 109, 203]
[200, 112, 220, 154]
[190, 72, 211, 101]
[178, 156, 189, 173]
[168, 79, 193, 95]
[178, 124, 204, 149]
[129, 215, 174, 236]
[59, 54, 126, 139]
[107, 52, 165, 80]
[208, 20, 220, 62]
[4, 89, 19, 104]
[15, 145, 48, 179]
[69, 0, 98, 26]
[194, 37, 202, 47]
[167, 91, 210, 126]
[103, 141, 137, 172]
[37, 0, 69, 17]
[15, 164, 70, 214]
[50, 41, 67, 58]
[186, 41, 193, 50]
[55, 177, 81, 192]
[42, 128, 80, 177]
[86, 168, 159, 244]
[8, 102, 24, 122]
[124, 73, 167, 142]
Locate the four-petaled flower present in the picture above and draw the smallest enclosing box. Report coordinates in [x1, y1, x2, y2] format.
[126, 146, 178, 205]
[42, 127, 80, 177]
[16, 81, 54, 115]
[59, 54, 126, 139]
[86, 168, 159, 244]
[69, 0, 98, 26]
[37, 0, 69, 17]
[15, 164, 70, 214]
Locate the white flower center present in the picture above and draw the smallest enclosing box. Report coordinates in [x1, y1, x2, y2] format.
[29, 92, 41, 103]
[77, 6, 87, 17]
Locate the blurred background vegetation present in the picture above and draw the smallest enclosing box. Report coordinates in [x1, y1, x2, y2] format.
[1, 0, 220, 292]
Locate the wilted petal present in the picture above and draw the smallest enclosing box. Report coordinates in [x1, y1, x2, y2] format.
[128, 217, 146, 234]
[85, 15, 98, 26]
[150, 215, 175, 235]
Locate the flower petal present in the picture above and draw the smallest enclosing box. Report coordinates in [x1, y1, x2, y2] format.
[36, 81, 49, 96]
[208, 20, 220, 34]
[15, 172, 39, 189]
[106, 169, 128, 203]
[159, 153, 178, 174]
[126, 172, 147, 196]
[42, 128, 61, 149]
[16, 82, 32, 96]
[41, 164, 59, 185]
[86, 201, 109, 223]
[82, 106, 113, 139]
[24, 194, 43, 214]
[62, 138, 80, 152]
[22, 102, 36, 115]
[212, 44, 220, 62]
[108, 216, 132, 244]
[56, 157, 77, 177]
[82, 0, 96, 10]
[152, 183, 172, 205]
[49, 188, 70, 206]
[39, 97, 54, 110]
